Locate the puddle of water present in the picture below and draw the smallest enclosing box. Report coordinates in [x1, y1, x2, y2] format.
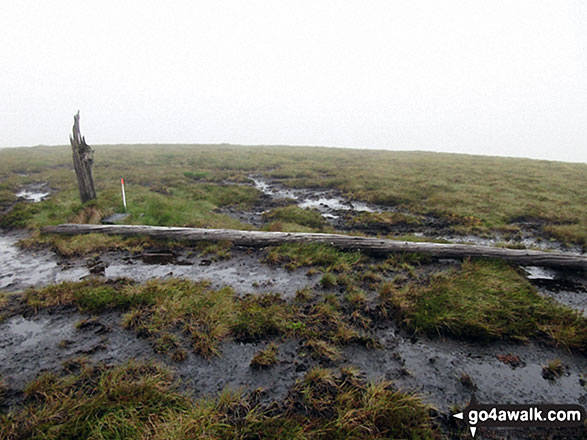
[0, 234, 90, 290]
[15, 190, 50, 202]
[298, 197, 375, 213]
[523, 266, 557, 280]
[525, 270, 587, 316]
[105, 253, 318, 298]
[251, 176, 376, 217]
[8, 317, 46, 347]
[0, 232, 317, 297]
[396, 339, 585, 408]
[251, 177, 297, 199]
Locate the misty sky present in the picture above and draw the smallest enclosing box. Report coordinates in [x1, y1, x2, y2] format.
[1, 1, 586, 163]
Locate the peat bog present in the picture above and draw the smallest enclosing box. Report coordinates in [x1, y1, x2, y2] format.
[0, 145, 586, 439]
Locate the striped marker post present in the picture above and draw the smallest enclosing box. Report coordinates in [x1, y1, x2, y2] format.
[121, 178, 127, 212]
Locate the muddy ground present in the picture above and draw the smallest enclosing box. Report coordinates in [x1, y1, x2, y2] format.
[1, 232, 585, 423]
[1, 180, 586, 439]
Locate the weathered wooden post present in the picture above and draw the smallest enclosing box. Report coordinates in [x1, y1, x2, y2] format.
[70, 111, 97, 203]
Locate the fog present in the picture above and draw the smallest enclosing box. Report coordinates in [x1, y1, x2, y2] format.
[1, 1, 586, 163]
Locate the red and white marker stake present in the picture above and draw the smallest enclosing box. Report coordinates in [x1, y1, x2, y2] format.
[121, 178, 127, 212]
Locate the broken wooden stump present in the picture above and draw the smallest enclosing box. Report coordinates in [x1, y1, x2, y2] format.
[41, 224, 587, 270]
[70, 111, 97, 203]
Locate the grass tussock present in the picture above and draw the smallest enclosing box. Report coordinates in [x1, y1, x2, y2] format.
[348, 211, 423, 230]
[196, 240, 232, 260]
[266, 243, 364, 272]
[19, 231, 153, 257]
[285, 366, 437, 439]
[262, 205, 325, 229]
[232, 294, 290, 342]
[542, 359, 564, 380]
[304, 339, 341, 362]
[2, 362, 439, 440]
[121, 279, 237, 358]
[390, 259, 587, 351]
[25, 278, 134, 312]
[250, 343, 279, 369]
[295, 299, 377, 350]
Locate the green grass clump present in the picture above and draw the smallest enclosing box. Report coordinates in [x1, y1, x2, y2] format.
[319, 272, 338, 289]
[26, 279, 135, 312]
[286, 367, 437, 439]
[348, 211, 423, 230]
[266, 243, 364, 272]
[0, 188, 16, 205]
[0, 201, 41, 228]
[183, 171, 208, 180]
[122, 279, 237, 358]
[196, 240, 232, 260]
[232, 294, 291, 342]
[391, 259, 587, 350]
[263, 205, 324, 229]
[250, 342, 279, 368]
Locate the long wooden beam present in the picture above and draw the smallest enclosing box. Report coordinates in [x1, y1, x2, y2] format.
[42, 224, 586, 270]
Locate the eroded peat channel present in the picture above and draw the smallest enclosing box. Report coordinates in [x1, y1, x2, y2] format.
[1, 227, 585, 439]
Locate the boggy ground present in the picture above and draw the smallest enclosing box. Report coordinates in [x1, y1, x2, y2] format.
[1, 234, 586, 439]
[223, 176, 585, 254]
[1, 145, 586, 438]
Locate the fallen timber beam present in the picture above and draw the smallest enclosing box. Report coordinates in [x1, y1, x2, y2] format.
[42, 224, 587, 270]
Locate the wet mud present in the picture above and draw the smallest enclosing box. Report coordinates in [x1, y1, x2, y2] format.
[523, 266, 587, 316]
[347, 330, 587, 413]
[1, 300, 585, 422]
[0, 232, 319, 298]
[0, 309, 307, 409]
[0, 233, 90, 291]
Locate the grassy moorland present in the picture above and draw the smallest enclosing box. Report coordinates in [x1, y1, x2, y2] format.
[1, 144, 586, 438]
[0, 144, 585, 250]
